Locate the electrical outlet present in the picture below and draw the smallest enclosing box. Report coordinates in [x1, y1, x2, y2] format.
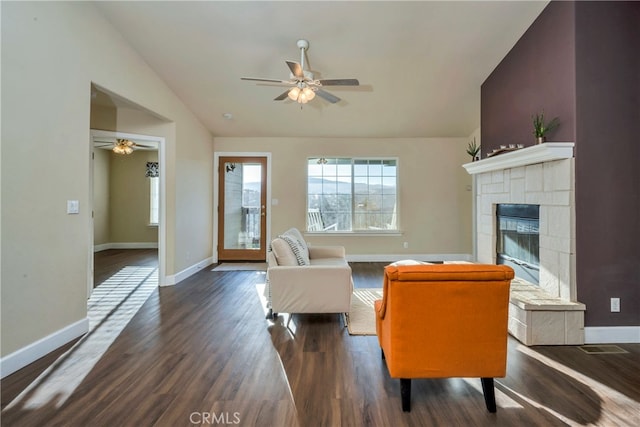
[610, 298, 620, 313]
[403, 242, 409, 249]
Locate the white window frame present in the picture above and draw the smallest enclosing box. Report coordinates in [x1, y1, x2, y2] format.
[149, 176, 159, 226]
[306, 157, 399, 233]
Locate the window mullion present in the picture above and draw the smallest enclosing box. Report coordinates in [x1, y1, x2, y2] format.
[350, 159, 355, 230]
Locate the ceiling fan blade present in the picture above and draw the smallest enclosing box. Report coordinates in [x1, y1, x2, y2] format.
[256, 83, 295, 88]
[286, 61, 304, 79]
[318, 79, 360, 86]
[274, 90, 290, 101]
[315, 89, 341, 104]
[241, 77, 290, 84]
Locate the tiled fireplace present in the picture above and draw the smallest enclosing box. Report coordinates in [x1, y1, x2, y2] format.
[464, 143, 585, 345]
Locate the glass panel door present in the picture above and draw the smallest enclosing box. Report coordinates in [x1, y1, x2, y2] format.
[218, 157, 267, 261]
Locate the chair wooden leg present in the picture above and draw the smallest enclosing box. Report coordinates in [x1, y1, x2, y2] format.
[481, 377, 497, 413]
[400, 378, 411, 412]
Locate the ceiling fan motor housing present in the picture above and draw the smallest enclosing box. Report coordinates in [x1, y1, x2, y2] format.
[290, 70, 314, 82]
[296, 39, 309, 51]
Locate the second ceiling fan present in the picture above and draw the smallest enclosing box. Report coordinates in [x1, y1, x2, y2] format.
[241, 39, 360, 104]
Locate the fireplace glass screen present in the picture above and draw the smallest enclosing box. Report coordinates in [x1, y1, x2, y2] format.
[496, 204, 540, 284]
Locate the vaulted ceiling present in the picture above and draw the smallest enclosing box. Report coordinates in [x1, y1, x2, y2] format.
[95, 1, 548, 138]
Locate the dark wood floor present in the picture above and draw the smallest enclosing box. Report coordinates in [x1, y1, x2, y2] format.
[2, 257, 639, 426]
[93, 248, 159, 287]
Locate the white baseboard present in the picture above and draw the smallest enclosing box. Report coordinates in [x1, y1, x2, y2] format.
[94, 242, 159, 252]
[163, 256, 214, 286]
[584, 326, 640, 344]
[346, 253, 473, 263]
[1, 317, 89, 379]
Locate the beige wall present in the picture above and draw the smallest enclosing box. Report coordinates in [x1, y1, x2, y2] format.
[214, 137, 473, 257]
[1, 2, 213, 357]
[90, 104, 117, 131]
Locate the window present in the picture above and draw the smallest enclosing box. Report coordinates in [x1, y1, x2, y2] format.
[149, 176, 159, 225]
[307, 158, 397, 232]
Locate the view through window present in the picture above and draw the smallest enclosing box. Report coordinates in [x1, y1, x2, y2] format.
[307, 157, 398, 232]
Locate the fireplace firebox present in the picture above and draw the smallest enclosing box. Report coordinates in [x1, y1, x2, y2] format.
[496, 204, 540, 285]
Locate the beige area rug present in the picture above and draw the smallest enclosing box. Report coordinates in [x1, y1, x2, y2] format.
[347, 288, 383, 336]
[212, 262, 267, 271]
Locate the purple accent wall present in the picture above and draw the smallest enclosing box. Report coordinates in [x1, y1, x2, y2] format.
[481, 1, 640, 328]
[574, 1, 640, 326]
[481, 1, 575, 154]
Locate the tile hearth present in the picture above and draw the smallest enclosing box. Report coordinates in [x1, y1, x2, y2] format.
[509, 278, 585, 345]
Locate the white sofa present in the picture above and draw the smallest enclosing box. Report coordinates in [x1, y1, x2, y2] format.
[265, 228, 353, 320]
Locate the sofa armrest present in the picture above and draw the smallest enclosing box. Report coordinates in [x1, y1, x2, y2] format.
[308, 245, 345, 259]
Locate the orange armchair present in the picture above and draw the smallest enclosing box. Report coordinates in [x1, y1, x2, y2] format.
[375, 263, 514, 412]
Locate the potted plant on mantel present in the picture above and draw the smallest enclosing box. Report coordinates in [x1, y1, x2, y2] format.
[466, 137, 481, 162]
[532, 111, 559, 144]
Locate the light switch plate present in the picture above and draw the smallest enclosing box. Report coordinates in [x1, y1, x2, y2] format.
[67, 200, 79, 214]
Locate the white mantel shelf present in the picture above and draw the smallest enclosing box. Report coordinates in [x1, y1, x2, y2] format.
[463, 142, 575, 175]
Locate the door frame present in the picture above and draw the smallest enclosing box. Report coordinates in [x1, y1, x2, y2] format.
[213, 152, 271, 263]
[89, 129, 167, 297]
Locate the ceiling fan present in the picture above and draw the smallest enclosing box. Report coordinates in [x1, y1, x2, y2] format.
[93, 138, 156, 155]
[241, 39, 359, 104]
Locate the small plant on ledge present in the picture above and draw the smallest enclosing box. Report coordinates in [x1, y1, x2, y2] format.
[466, 137, 481, 161]
[532, 111, 559, 144]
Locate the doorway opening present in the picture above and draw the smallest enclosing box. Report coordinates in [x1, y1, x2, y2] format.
[90, 129, 166, 299]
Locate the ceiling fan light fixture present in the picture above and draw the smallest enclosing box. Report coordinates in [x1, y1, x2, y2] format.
[113, 138, 135, 155]
[288, 86, 315, 104]
[303, 87, 315, 101]
[288, 86, 300, 101]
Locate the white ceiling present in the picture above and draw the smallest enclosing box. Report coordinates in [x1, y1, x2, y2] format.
[95, 1, 548, 138]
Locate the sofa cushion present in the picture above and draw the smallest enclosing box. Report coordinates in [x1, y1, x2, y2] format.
[282, 227, 305, 243]
[280, 234, 310, 265]
[271, 238, 298, 266]
[282, 228, 310, 264]
[283, 228, 309, 253]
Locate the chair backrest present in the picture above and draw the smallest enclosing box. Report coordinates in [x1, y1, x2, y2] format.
[377, 263, 514, 379]
[307, 209, 324, 231]
[307, 209, 338, 231]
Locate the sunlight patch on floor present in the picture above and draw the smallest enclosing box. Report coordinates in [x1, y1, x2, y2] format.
[255, 282, 269, 317]
[496, 381, 577, 423]
[4, 266, 158, 411]
[515, 343, 640, 426]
